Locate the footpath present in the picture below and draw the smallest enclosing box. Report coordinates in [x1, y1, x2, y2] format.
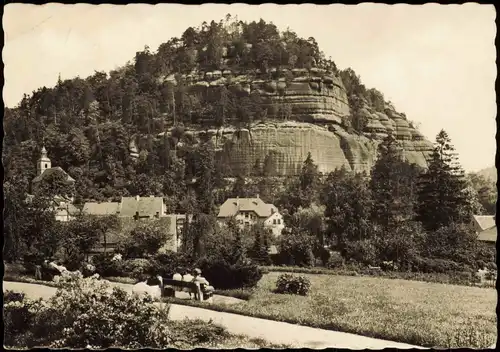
[4, 280, 423, 349]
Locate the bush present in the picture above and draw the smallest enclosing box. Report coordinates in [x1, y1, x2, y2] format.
[91, 253, 124, 277]
[326, 251, 345, 269]
[343, 239, 379, 266]
[485, 261, 497, 271]
[196, 257, 263, 290]
[151, 251, 193, 277]
[117, 221, 169, 259]
[4, 290, 26, 303]
[277, 231, 316, 267]
[36, 276, 170, 348]
[414, 257, 469, 274]
[381, 260, 399, 272]
[275, 273, 311, 296]
[168, 319, 229, 348]
[3, 291, 45, 347]
[122, 258, 156, 281]
[3, 276, 240, 349]
[315, 246, 332, 267]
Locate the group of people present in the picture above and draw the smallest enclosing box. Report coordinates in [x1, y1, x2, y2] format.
[172, 268, 214, 300]
[36, 260, 90, 281]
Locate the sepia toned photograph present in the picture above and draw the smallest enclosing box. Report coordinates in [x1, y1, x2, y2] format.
[2, 2, 497, 350]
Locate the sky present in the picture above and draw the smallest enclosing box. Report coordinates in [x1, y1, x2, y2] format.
[3, 3, 497, 172]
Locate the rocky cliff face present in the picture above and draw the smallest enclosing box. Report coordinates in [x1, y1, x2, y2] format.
[188, 121, 432, 176]
[163, 68, 433, 175]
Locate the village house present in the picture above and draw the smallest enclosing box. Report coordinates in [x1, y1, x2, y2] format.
[53, 197, 80, 222]
[217, 195, 285, 237]
[83, 196, 188, 254]
[471, 214, 497, 249]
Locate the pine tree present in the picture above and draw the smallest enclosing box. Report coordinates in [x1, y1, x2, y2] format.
[228, 217, 244, 264]
[249, 224, 271, 265]
[231, 174, 247, 197]
[370, 134, 421, 230]
[196, 140, 216, 214]
[299, 152, 320, 192]
[417, 130, 469, 231]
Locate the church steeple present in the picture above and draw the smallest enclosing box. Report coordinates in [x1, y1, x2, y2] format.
[37, 145, 51, 176]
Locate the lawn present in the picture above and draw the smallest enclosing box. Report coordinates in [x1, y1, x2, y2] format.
[171, 272, 497, 348]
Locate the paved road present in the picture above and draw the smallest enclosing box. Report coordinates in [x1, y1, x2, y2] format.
[4, 281, 422, 349]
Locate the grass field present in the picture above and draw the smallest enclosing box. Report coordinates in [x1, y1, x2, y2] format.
[169, 272, 497, 348]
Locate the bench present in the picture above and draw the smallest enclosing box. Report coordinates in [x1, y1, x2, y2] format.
[161, 278, 213, 301]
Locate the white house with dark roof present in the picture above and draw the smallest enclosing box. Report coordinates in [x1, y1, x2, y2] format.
[217, 195, 285, 237]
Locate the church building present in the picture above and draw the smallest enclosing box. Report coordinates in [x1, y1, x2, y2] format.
[29, 146, 79, 221]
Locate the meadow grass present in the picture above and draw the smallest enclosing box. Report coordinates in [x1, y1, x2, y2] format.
[166, 272, 497, 348]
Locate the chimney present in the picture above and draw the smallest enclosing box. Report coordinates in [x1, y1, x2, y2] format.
[136, 195, 140, 201]
[256, 194, 259, 199]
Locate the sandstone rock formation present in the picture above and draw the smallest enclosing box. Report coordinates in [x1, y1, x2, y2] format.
[182, 121, 432, 176]
[163, 68, 433, 176]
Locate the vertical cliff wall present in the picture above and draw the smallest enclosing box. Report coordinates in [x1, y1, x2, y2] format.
[160, 68, 434, 175]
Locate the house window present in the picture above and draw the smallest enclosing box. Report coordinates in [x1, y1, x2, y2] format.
[273, 219, 277, 225]
[156, 212, 160, 218]
[45, 164, 48, 169]
[278, 219, 281, 225]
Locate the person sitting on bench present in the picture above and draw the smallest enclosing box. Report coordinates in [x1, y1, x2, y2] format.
[192, 268, 214, 301]
[172, 271, 182, 281]
[181, 269, 194, 298]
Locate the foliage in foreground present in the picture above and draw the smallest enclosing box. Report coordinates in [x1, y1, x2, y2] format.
[2, 276, 249, 349]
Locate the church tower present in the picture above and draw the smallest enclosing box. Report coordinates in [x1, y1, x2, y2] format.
[37, 146, 51, 176]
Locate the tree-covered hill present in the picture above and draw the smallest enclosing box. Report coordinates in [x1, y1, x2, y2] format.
[3, 15, 403, 206]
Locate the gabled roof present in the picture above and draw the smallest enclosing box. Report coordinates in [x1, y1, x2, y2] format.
[32, 167, 75, 184]
[472, 215, 496, 231]
[478, 226, 497, 243]
[83, 202, 120, 216]
[217, 197, 279, 218]
[55, 203, 80, 217]
[120, 196, 164, 217]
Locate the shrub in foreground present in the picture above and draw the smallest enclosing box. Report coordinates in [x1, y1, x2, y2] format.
[275, 273, 311, 296]
[4, 276, 171, 348]
[3, 277, 242, 349]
